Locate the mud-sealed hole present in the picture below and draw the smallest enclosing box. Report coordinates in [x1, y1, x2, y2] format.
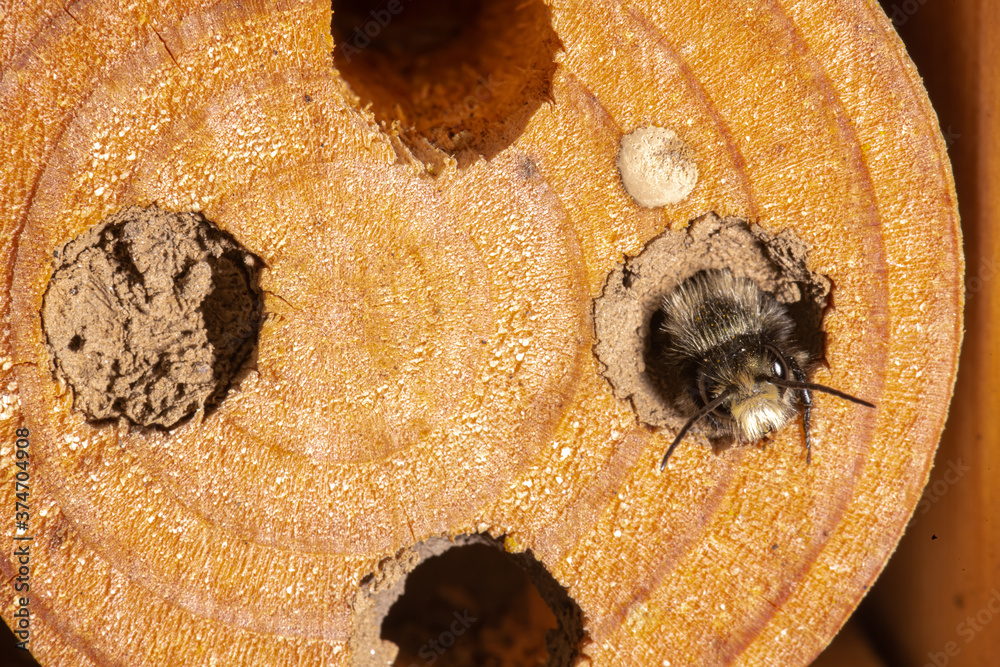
[592, 212, 831, 451]
[41, 205, 263, 429]
[349, 534, 584, 666]
[331, 0, 561, 166]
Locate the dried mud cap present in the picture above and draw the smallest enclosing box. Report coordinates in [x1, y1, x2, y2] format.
[41, 205, 263, 428]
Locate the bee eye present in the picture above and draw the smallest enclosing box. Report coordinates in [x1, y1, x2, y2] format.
[766, 345, 789, 380]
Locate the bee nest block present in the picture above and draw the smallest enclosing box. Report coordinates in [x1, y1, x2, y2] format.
[41, 206, 263, 428]
[0, 1, 963, 665]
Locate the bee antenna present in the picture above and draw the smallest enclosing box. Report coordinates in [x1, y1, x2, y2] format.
[764, 377, 875, 408]
[660, 388, 735, 471]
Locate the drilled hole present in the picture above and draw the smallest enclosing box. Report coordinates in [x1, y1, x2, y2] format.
[593, 213, 832, 450]
[350, 535, 584, 667]
[383, 543, 554, 665]
[332, 0, 561, 164]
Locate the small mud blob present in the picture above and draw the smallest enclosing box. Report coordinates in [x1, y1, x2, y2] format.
[42, 205, 263, 428]
[617, 125, 698, 207]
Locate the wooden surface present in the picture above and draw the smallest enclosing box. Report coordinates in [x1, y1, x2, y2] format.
[0, 1, 962, 665]
[865, 0, 1000, 664]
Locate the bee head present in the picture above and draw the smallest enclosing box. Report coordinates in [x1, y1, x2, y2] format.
[655, 268, 875, 471]
[698, 345, 798, 442]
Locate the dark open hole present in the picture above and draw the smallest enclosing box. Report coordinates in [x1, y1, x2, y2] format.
[331, 0, 561, 165]
[351, 535, 584, 667]
[0, 616, 42, 667]
[381, 542, 555, 666]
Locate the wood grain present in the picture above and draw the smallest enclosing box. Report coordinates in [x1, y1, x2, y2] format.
[0, 0, 961, 665]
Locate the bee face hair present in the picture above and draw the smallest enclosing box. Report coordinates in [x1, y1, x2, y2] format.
[658, 268, 874, 470]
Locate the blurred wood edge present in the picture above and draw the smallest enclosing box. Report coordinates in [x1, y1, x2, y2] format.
[811, 618, 885, 667]
[864, 0, 1000, 665]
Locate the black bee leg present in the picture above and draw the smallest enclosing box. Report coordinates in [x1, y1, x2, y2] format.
[787, 359, 813, 464]
[802, 389, 813, 464]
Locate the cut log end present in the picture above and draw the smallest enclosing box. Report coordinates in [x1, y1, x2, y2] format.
[0, 0, 962, 665]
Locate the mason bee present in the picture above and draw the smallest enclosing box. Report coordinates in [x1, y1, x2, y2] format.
[658, 268, 874, 470]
